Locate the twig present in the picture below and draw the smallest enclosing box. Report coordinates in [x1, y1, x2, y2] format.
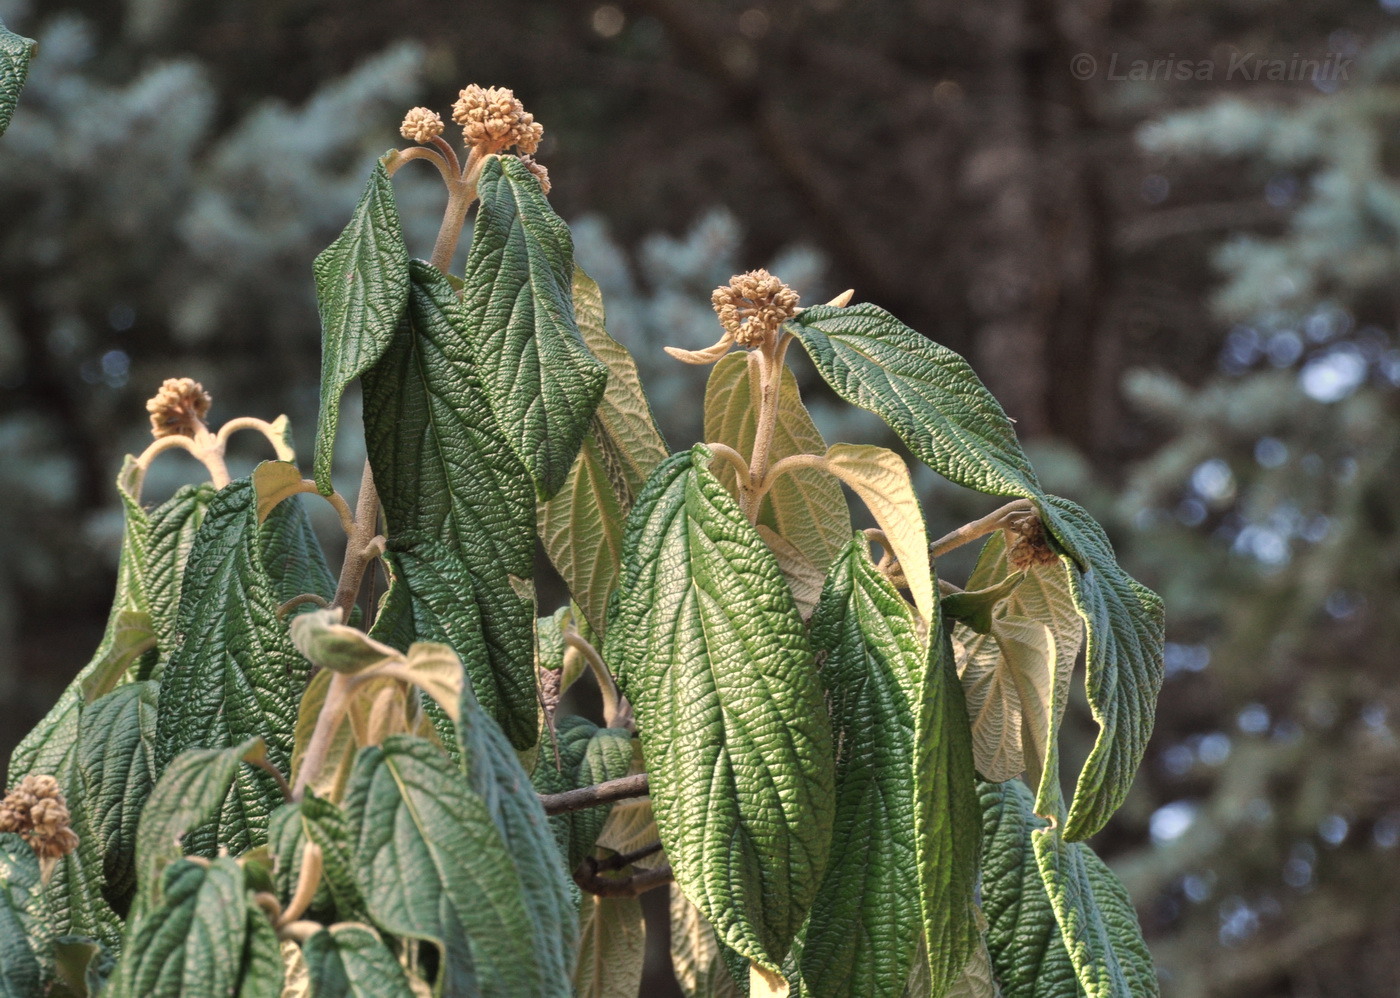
[330, 462, 381, 616]
[575, 862, 674, 899]
[591, 841, 664, 873]
[277, 593, 331, 619]
[563, 631, 624, 729]
[539, 773, 650, 816]
[929, 499, 1036, 558]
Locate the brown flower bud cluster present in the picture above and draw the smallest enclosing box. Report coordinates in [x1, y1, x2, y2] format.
[1006, 516, 1060, 570]
[399, 107, 445, 144]
[0, 774, 79, 861]
[147, 377, 212, 439]
[711, 269, 800, 348]
[451, 84, 543, 156]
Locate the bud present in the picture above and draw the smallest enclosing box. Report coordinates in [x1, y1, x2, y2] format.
[146, 377, 212, 439]
[399, 107, 445, 144]
[451, 84, 544, 155]
[711, 269, 800, 348]
[1006, 516, 1060, 570]
[0, 774, 79, 861]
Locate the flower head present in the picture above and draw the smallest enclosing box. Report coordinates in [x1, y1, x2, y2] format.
[1006, 516, 1059, 570]
[0, 774, 78, 861]
[451, 84, 543, 155]
[399, 107, 445, 144]
[711, 269, 800, 348]
[146, 378, 212, 439]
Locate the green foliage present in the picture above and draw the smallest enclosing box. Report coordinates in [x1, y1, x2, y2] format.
[0, 83, 1162, 998]
[0, 17, 34, 137]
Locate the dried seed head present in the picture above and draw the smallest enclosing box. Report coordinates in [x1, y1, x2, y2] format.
[1006, 516, 1059, 570]
[146, 377, 212, 439]
[711, 269, 800, 348]
[0, 774, 78, 861]
[451, 84, 544, 155]
[399, 107, 445, 144]
[518, 154, 551, 194]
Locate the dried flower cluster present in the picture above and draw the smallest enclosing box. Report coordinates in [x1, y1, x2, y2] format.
[711, 269, 801, 348]
[451, 84, 543, 156]
[399, 106, 445, 144]
[0, 774, 78, 861]
[1006, 516, 1060, 570]
[146, 377, 212, 439]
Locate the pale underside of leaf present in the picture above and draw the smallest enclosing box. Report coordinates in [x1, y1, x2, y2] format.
[669, 886, 743, 998]
[573, 895, 646, 998]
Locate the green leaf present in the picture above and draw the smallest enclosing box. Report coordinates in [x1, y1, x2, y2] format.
[573, 895, 646, 998]
[670, 887, 744, 998]
[343, 736, 545, 998]
[977, 780, 1082, 998]
[143, 482, 218, 662]
[800, 538, 920, 998]
[78, 612, 155, 703]
[1033, 823, 1157, 998]
[912, 624, 981, 997]
[51, 936, 117, 998]
[532, 718, 635, 870]
[941, 573, 1025, 636]
[605, 446, 836, 971]
[134, 737, 268, 908]
[704, 352, 850, 591]
[0, 833, 42, 998]
[461, 155, 608, 497]
[0, 17, 36, 138]
[154, 479, 308, 856]
[235, 889, 286, 998]
[75, 681, 160, 910]
[302, 923, 420, 998]
[362, 260, 537, 748]
[104, 858, 252, 998]
[258, 488, 337, 613]
[290, 609, 401, 675]
[268, 794, 366, 925]
[792, 305, 1164, 839]
[313, 162, 411, 493]
[539, 435, 627, 636]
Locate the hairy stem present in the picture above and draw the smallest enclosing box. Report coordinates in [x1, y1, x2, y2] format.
[539, 773, 650, 816]
[564, 631, 624, 728]
[215, 416, 295, 463]
[743, 350, 781, 522]
[292, 671, 352, 800]
[330, 462, 381, 617]
[275, 843, 323, 927]
[929, 498, 1036, 558]
[277, 593, 331, 619]
[753, 451, 827, 507]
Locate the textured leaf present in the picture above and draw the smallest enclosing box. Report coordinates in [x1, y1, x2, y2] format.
[78, 612, 155, 703]
[0, 17, 35, 137]
[532, 718, 636, 871]
[822, 443, 934, 627]
[302, 923, 420, 998]
[268, 794, 366, 925]
[944, 940, 1000, 998]
[800, 538, 920, 998]
[313, 163, 410, 493]
[957, 616, 1056, 785]
[0, 833, 41, 998]
[462, 155, 607, 497]
[37, 780, 123, 949]
[154, 480, 309, 857]
[756, 525, 825, 619]
[134, 737, 268, 908]
[76, 680, 160, 909]
[573, 895, 646, 998]
[912, 625, 981, 996]
[605, 446, 835, 971]
[670, 887, 743, 998]
[1033, 825, 1157, 998]
[291, 609, 401, 675]
[792, 305, 1163, 839]
[143, 482, 217, 662]
[539, 434, 626, 635]
[236, 889, 286, 998]
[343, 736, 543, 998]
[978, 780, 1081, 998]
[941, 574, 1025, 637]
[362, 260, 537, 748]
[258, 487, 337, 613]
[104, 857, 250, 998]
[705, 352, 850, 586]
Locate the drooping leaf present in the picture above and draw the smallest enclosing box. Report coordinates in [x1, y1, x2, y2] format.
[301, 923, 420, 998]
[670, 886, 744, 998]
[36, 775, 123, 949]
[957, 616, 1056, 785]
[361, 260, 537, 748]
[258, 486, 337, 613]
[605, 446, 835, 972]
[461, 155, 607, 497]
[313, 162, 410, 493]
[704, 352, 850, 587]
[0, 17, 36, 137]
[941, 573, 1025, 636]
[51, 936, 117, 998]
[0, 833, 42, 998]
[103, 858, 250, 998]
[343, 736, 543, 998]
[943, 940, 1000, 998]
[800, 537, 920, 998]
[142, 481, 217, 664]
[573, 728, 635, 866]
[539, 434, 626, 635]
[268, 794, 366, 926]
[573, 895, 646, 998]
[290, 609, 401, 676]
[78, 612, 155, 703]
[154, 480, 308, 857]
[235, 889, 286, 998]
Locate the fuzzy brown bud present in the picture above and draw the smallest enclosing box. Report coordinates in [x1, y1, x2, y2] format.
[451, 84, 544, 155]
[146, 377, 212, 439]
[518, 154, 551, 194]
[399, 107, 445, 144]
[0, 774, 78, 861]
[1006, 516, 1059, 570]
[711, 269, 800, 348]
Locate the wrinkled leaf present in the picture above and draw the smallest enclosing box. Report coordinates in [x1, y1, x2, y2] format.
[302, 923, 419, 998]
[670, 886, 743, 998]
[957, 616, 1056, 785]
[0, 833, 41, 998]
[0, 17, 35, 137]
[573, 895, 646, 998]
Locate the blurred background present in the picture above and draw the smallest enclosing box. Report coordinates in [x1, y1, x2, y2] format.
[2, 0, 1399, 994]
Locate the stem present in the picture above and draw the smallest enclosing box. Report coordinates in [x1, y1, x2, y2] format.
[292, 672, 353, 800]
[706, 442, 750, 481]
[276, 843, 323, 927]
[575, 863, 673, 899]
[564, 631, 623, 728]
[330, 462, 381, 617]
[385, 145, 455, 185]
[754, 452, 828, 506]
[539, 773, 649, 816]
[430, 183, 474, 274]
[191, 428, 231, 488]
[215, 416, 295, 462]
[743, 349, 782, 523]
[278, 593, 331, 619]
[591, 841, 664, 873]
[248, 755, 294, 802]
[929, 499, 1036, 558]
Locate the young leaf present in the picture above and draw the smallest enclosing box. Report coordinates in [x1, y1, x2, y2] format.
[301, 923, 420, 998]
[670, 887, 744, 998]
[957, 616, 1056, 785]
[462, 155, 608, 498]
[313, 162, 410, 494]
[343, 736, 544, 998]
[153, 479, 308, 856]
[361, 260, 537, 748]
[0, 17, 36, 137]
[822, 443, 935, 628]
[705, 352, 850, 585]
[605, 446, 836, 972]
[539, 435, 627, 634]
[0, 833, 42, 998]
[573, 895, 646, 998]
[800, 538, 920, 998]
